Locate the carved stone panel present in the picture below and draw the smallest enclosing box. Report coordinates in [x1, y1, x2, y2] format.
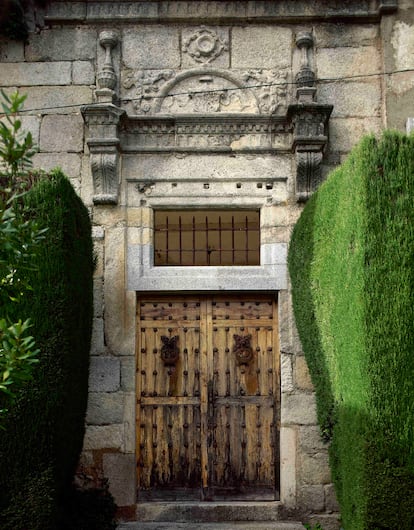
[121, 68, 289, 116]
[182, 26, 229, 67]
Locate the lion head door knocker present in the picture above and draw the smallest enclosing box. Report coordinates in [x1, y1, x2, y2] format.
[160, 335, 180, 367]
[233, 334, 254, 366]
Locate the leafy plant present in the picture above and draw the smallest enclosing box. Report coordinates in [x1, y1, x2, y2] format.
[304, 524, 324, 530]
[0, 90, 43, 421]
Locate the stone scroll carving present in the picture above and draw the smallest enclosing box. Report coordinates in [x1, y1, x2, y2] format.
[81, 104, 125, 204]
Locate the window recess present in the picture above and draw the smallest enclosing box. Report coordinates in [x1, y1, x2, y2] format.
[154, 210, 260, 267]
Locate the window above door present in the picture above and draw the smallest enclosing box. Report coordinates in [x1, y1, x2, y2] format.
[154, 210, 260, 267]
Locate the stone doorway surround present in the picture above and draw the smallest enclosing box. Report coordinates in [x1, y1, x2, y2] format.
[80, 6, 336, 523]
[70, 1, 399, 526]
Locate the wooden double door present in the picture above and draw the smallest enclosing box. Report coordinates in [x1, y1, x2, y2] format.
[136, 294, 280, 501]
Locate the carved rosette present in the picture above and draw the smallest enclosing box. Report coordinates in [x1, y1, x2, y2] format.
[183, 26, 228, 65]
[81, 104, 125, 204]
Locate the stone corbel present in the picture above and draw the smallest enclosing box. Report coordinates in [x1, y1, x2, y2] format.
[288, 31, 333, 202]
[81, 104, 125, 204]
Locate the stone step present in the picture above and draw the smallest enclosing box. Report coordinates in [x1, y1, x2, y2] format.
[118, 523, 304, 530]
[135, 502, 284, 522]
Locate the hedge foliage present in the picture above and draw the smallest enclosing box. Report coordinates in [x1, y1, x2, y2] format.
[288, 131, 414, 529]
[0, 170, 95, 529]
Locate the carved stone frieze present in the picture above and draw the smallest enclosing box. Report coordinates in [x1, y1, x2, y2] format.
[120, 115, 291, 152]
[242, 69, 289, 114]
[81, 104, 125, 204]
[121, 68, 288, 115]
[122, 69, 175, 113]
[183, 26, 229, 65]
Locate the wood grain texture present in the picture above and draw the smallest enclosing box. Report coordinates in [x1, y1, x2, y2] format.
[136, 294, 280, 501]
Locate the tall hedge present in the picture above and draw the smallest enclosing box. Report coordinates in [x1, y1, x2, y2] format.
[0, 170, 94, 529]
[288, 131, 414, 529]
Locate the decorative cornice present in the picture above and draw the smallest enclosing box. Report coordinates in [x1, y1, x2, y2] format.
[45, 1, 398, 24]
[119, 114, 292, 153]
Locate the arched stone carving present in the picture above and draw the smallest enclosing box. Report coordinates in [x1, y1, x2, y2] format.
[155, 69, 259, 114]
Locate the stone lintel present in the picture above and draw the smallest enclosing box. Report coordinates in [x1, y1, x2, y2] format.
[44, 1, 398, 24]
[120, 113, 291, 154]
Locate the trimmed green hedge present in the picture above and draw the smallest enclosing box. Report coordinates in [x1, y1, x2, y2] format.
[0, 170, 95, 529]
[289, 131, 414, 529]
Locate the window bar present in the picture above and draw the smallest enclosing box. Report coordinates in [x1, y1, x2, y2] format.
[179, 215, 182, 265]
[232, 215, 235, 265]
[245, 215, 249, 264]
[219, 215, 222, 265]
[166, 215, 169, 265]
[206, 215, 210, 265]
[192, 215, 196, 266]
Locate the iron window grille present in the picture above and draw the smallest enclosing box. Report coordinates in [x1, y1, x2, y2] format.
[154, 210, 260, 266]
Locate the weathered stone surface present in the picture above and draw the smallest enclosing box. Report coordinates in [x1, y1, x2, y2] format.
[232, 26, 292, 68]
[281, 393, 317, 425]
[40, 114, 84, 152]
[391, 20, 414, 70]
[123, 154, 290, 187]
[93, 278, 104, 318]
[90, 317, 105, 355]
[298, 426, 327, 453]
[89, 356, 120, 392]
[281, 354, 294, 393]
[33, 153, 82, 178]
[123, 392, 136, 453]
[1, 62, 72, 86]
[21, 86, 93, 114]
[83, 424, 124, 450]
[295, 355, 313, 391]
[318, 81, 381, 117]
[103, 453, 136, 506]
[122, 26, 180, 69]
[121, 356, 135, 392]
[314, 23, 378, 48]
[305, 514, 341, 530]
[316, 46, 380, 79]
[278, 290, 303, 355]
[280, 427, 296, 508]
[86, 391, 124, 425]
[0, 39, 24, 62]
[298, 485, 325, 512]
[104, 227, 136, 356]
[73, 60, 95, 85]
[329, 117, 383, 153]
[300, 451, 332, 485]
[25, 27, 97, 61]
[325, 483, 340, 512]
[19, 115, 41, 145]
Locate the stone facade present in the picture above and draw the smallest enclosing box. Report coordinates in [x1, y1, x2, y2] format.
[1, 0, 414, 526]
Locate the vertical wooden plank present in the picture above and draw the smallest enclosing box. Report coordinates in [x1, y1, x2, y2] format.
[200, 297, 209, 494]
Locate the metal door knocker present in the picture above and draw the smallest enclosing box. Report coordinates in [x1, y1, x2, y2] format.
[160, 335, 180, 366]
[233, 334, 253, 366]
